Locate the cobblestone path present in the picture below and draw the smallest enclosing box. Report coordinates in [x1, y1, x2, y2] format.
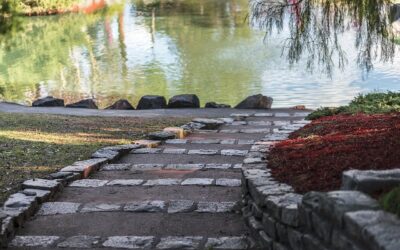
[9, 110, 309, 249]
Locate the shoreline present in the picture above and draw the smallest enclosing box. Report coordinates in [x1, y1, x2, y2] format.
[0, 102, 312, 118]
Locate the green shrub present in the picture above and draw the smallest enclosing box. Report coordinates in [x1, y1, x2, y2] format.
[306, 92, 400, 120]
[379, 186, 400, 218]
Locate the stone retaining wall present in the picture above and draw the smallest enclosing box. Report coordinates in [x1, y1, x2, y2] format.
[242, 125, 400, 250]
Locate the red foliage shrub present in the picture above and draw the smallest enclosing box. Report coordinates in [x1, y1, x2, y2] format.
[268, 113, 400, 193]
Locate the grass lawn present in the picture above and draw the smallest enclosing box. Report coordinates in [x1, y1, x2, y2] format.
[0, 112, 189, 204]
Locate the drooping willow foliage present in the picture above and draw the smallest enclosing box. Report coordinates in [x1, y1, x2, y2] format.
[250, 0, 397, 75]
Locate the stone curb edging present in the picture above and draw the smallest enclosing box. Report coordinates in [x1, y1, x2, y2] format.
[241, 120, 400, 250]
[0, 118, 217, 247]
[341, 168, 400, 195]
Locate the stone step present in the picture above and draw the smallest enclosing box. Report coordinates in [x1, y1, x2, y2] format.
[56, 185, 241, 203]
[130, 148, 249, 156]
[119, 154, 244, 165]
[158, 143, 251, 150]
[10, 235, 253, 249]
[94, 168, 241, 180]
[165, 138, 255, 145]
[186, 132, 267, 141]
[101, 163, 242, 171]
[14, 212, 248, 239]
[36, 200, 239, 215]
[66, 178, 242, 188]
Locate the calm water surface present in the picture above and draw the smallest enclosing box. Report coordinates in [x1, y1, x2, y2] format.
[0, 0, 399, 108]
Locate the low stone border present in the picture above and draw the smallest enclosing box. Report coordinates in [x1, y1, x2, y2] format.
[241, 121, 400, 250]
[10, 235, 251, 249]
[342, 168, 400, 194]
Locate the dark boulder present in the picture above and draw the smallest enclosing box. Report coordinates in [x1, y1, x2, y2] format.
[32, 96, 64, 107]
[205, 102, 231, 108]
[168, 94, 200, 108]
[106, 99, 135, 110]
[66, 99, 98, 109]
[234, 94, 273, 109]
[137, 95, 167, 109]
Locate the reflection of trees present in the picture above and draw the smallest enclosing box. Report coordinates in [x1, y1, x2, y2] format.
[251, 0, 397, 75]
[0, 14, 102, 102]
[133, 0, 268, 104]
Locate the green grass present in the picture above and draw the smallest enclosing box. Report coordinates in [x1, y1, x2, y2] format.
[307, 92, 400, 120]
[0, 112, 189, 204]
[380, 186, 400, 218]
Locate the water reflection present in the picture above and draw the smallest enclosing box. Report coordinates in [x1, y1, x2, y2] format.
[0, 0, 399, 108]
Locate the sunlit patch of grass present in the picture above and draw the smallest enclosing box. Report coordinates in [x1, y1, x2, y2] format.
[0, 112, 189, 204]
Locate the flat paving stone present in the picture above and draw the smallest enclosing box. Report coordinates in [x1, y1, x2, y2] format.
[143, 179, 182, 186]
[221, 149, 248, 156]
[205, 236, 249, 249]
[187, 149, 219, 155]
[124, 201, 166, 212]
[220, 139, 237, 144]
[204, 163, 233, 169]
[165, 139, 188, 144]
[181, 178, 214, 186]
[38, 202, 81, 216]
[165, 164, 204, 170]
[69, 179, 109, 188]
[101, 164, 131, 171]
[167, 200, 196, 214]
[216, 178, 242, 187]
[103, 236, 155, 249]
[57, 235, 100, 248]
[156, 236, 203, 249]
[131, 164, 165, 170]
[254, 113, 273, 117]
[131, 148, 163, 154]
[106, 179, 144, 186]
[80, 203, 122, 213]
[10, 236, 60, 248]
[191, 139, 221, 144]
[196, 202, 237, 213]
[163, 148, 187, 154]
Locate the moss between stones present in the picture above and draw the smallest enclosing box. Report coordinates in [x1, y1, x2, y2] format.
[379, 186, 400, 218]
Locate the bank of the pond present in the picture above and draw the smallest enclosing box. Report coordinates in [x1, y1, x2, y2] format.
[0, 112, 189, 204]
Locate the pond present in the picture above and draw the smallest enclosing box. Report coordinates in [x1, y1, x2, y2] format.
[0, 0, 399, 108]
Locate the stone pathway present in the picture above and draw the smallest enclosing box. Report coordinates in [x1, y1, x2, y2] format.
[8, 110, 310, 249]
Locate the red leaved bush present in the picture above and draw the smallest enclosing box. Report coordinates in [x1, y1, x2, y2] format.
[268, 113, 400, 193]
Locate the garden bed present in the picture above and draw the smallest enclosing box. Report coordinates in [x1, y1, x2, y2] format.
[268, 113, 400, 193]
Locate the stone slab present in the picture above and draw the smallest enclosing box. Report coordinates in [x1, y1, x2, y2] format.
[38, 202, 80, 216]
